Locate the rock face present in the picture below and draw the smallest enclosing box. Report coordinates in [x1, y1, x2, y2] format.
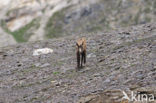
[0, 27, 16, 47]
[0, 23, 155, 103]
[0, 0, 156, 46]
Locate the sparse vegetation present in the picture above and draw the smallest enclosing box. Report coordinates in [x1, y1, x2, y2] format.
[144, 7, 151, 13]
[12, 18, 40, 42]
[53, 71, 60, 75]
[1, 18, 40, 42]
[90, 26, 102, 32]
[134, 11, 140, 25]
[45, 10, 65, 38]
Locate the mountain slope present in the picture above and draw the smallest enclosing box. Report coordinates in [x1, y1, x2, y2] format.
[0, 23, 155, 103]
[0, 0, 156, 46]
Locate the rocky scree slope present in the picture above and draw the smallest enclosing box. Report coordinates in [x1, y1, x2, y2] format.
[0, 23, 156, 103]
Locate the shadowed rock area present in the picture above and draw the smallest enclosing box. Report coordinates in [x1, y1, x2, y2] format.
[0, 23, 156, 103]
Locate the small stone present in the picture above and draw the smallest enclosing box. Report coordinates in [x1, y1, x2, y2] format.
[34, 63, 41, 67]
[87, 53, 96, 58]
[51, 80, 60, 87]
[40, 63, 50, 68]
[55, 83, 60, 86]
[17, 64, 22, 67]
[104, 78, 111, 83]
[93, 73, 101, 77]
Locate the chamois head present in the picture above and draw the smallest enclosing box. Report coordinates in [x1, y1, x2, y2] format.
[76, 41, 84, 53]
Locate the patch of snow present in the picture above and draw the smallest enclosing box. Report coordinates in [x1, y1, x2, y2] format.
[33, 48, 53, 56]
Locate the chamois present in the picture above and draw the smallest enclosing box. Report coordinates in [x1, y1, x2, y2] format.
[76, 37, 86, 69]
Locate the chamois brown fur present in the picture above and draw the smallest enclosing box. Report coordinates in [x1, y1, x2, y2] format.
[76, 37, 86, 69]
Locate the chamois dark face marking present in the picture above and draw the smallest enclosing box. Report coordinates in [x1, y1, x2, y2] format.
[76, 38, 86, 69]
[77, 43, 83, 53]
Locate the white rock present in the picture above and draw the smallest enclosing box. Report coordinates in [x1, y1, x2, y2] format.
[7, 15, 35, 32]
[0, 0, 11, 7]
[33, 48, 53, 56]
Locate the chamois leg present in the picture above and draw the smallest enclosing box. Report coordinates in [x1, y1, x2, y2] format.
[81, 53, 84, 67]
[84, 51, 86, 64]
[77, 52, 80, 68]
